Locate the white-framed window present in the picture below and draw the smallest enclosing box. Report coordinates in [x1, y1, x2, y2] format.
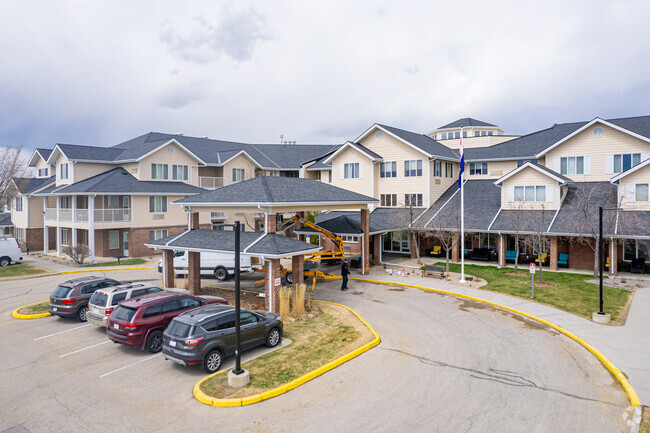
[61, 228, 70, 246]
[431, 134, 437, 140]
[380, 194, 397, 207]
[513, 185, 547, 202]
[469, 162, 488, 175]
[341, 235, 359, 242]
[380, 161, 397, 178]
[15, 197, 23, 212]
[609, 153, 643, 174]
[441, 133, 447, 140]
[108, 230, 119, 249]
[624, 239, 650, 262]
[232, 168, 245, 182]
[560, 156, 586, 175]
[149, 196, 167, 213]
[149, 229, 169, 242]
[383, 231, 410, 254]
[454, 131, 460, 139]
[267, 170, 279, 176]
[404, 160, 422, 177]
[343, 163, 360, 179]
[151, 163, 169, 180]
[630, 183, 649, 202]
[172, 165, 188, 181]
[445, 162, 453, 178]
[107, 196, 120, 209]
[59, 196, 70, 209]
[38, 168, 48, 177]
[59, 163, 69, 180]
[328, 171, 332, 183]
[405, 194, 423, 207]
[433, 161, 442, 177]
[474, 131, 481, 137]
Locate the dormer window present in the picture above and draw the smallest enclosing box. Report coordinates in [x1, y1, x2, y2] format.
[59, 163, 69, 180]
[38, 168, 48, 177]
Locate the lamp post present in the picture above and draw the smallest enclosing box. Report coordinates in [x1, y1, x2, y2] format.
[233, 220, 243, 375]
[595, 206, 620, 324]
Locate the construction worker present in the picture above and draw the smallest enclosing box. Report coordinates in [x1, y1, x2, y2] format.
[341, 258, 349, 291]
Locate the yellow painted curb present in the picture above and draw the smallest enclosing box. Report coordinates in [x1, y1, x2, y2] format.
[11, 300, 52, 319]
[192, 299, 381, 407]
[61, 266, 157, 274]
[350, 276, 642, 408]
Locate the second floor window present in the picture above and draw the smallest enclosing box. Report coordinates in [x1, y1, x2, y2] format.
[608, 153, 644, 174]
[149, 196, 167, 213]
[627, 183, 649, 202]
[232, 168, 245, 183]
[15, 197, 23, 212]
[469, 162, 488, 175]
[59, 163, 69, 180]
[380, 161, 397, 178]
[341, 235, 359, 242]
[343, 163, 359, 179]
[404, 160, 422, 177]
[445, 162, 454, 178]
[513, 185, 547, 202]
[433, 161, 442, 177]
[561, 156, 586, 175]
[380, 194, 397, 207]
[172, 165, 188, 181]
[405, 193, 423, 207]
[151, 164, 169, 180]
[38, 168, 48, 177]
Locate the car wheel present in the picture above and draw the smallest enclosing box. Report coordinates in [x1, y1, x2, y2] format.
[77, 305, 88, 322]
[146, 330, 164, 353]
[0, 257, 10, 267]
[214, 267, 228, 281]
[265, 327, 281, 348]
[204, 349, 223, 373]
[285, 271, 293, 284]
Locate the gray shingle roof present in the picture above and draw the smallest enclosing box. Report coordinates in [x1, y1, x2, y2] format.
[616, 211, 650, 238]
[297, 207, 424, 236]
[0, 212, 13, 227]
[350, 142, 382, 160]
[607, 115, 650, 140]
[438, 118, 497, 129]
[370, 207, 425, 231]
[45, 168, 206, 195]
[176, 176, 378, 205]
[36, 148, 52, 160]
[56, 143, 126, 161]
[548, 182, 618, 235]
[489, 210, 558, 233]
[377, 124, 459, 161]
[496, 162, 574, 185]
[146, 229, 319, 258]
[13, 176, 56, 194]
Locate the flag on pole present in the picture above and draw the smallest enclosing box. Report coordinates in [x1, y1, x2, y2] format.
[458, 132, 465, 188]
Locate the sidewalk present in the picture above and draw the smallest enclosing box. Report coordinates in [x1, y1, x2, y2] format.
[351, 267, 650, 405]
[20, 255, 156, 274]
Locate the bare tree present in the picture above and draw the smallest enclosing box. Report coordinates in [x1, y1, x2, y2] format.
[425, 208, 461, 273]
[63, 244, 90, 264]
[522, 204, 550, 282]
[0, 145, 28, 211]
[503, 200, 529, 272]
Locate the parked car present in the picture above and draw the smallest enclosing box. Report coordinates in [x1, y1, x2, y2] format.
[87, 283, 163, 327]
[49, 276, 121, 321]
[162, 304, 283, 373]
[107, 291, 227, 353]
[157, 250, 258, 281]
[0, 236, 23, 267]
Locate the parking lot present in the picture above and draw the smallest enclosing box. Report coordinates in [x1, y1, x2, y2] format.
[0, 269, 632, 432]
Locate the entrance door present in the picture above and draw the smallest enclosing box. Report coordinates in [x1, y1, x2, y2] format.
[123, 231, 129, 257]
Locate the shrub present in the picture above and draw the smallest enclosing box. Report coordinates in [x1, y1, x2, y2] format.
[62, 243, 90, 264]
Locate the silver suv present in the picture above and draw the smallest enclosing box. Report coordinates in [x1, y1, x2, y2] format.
[87, 283, 162, 327]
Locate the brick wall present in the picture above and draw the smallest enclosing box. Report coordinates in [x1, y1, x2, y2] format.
[567, 238, 597, 271]
[91, 225, 187, 258]
[25, 228, 44, 252]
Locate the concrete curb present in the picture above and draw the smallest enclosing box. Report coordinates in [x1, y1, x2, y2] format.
[192, 299, 381, 407]
[350, 276, 642, 409]
[61, 266, 157, 275]
[11, 300, 52, 319]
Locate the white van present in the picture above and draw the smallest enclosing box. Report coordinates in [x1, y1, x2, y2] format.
[157, 250, 258, 281]
[0, 236, 22, 267]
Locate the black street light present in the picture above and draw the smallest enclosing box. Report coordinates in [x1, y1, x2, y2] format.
[598, 206, 621, 316]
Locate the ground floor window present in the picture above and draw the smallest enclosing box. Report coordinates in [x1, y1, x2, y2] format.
[108, 230, 120, 249]
[341, 235, 358, 242]
[478, 233, 497, 249]
[149, 229, 168, 242]
[506, 235, 527, 254]
[79, 229, 88, 246]
[61, 229, 70, 246]
[624, 239, 650, 261]
[383, 231, 410, 254]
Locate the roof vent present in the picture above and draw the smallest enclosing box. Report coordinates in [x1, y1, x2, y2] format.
[176, 133, 183, 136]
[201, 136, 208, 139]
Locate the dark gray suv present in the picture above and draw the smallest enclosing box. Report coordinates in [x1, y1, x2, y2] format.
[162, 304, 283, 373]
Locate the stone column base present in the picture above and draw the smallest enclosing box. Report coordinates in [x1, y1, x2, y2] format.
[592, 312, 611, 324]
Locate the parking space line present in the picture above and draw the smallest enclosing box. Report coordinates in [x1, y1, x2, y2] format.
[99, 354, 160, 378]
[59, 340, 111, 358]
[34, 324, 93, 341]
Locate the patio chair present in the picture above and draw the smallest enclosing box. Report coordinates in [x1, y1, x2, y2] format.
[557, 253, 569, 267]
[535, 253, 548, 266]
[470, 248, 490, 261]
[505, 250, 517, 263]
[430, 245, 442, 257]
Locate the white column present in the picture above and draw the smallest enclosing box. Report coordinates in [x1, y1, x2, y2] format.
[71, 196, 77, 247]
[43, 196, 48, 253]
[88, 195, 95, 263]
[56, 196, 61, 256]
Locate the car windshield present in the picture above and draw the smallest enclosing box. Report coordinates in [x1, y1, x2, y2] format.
[89, 292, 108, 307]
[167, 320, 194, 338]
[112, 306, 137, 322]
[52, 286, 72, 298]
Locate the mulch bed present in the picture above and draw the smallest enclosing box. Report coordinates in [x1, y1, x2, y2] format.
[199, 286, 266, 310]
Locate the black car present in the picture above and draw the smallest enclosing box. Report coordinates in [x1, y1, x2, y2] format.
[162, 304, 283, 373]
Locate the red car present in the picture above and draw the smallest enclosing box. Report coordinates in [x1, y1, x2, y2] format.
[107, 291, 227, 353]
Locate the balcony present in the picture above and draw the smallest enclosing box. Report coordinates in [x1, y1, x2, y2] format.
[43, 208, 131, 223]
[199, 177, 226, 189]
[44, 208, 57, 221]
[210, 212, 227, 221]
[95, 208, 131, 223]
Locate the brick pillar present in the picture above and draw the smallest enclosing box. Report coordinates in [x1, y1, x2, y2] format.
[163, 249, 175, 288]
[410, 232, 418, 259]
[190, 212, 200, 229]
[610, 240, 618, 276]
[360, 209, 370, 275]
[452, 236, 460, 263]
[550, 236, 558, 272]
[373, 234, 381, 266]
[498, 234, 506, 267]
[292, 255, 304, 290]
[266, 213, 277, 234]
[265, 259, 282, 312]
[188, 251, 200, 295]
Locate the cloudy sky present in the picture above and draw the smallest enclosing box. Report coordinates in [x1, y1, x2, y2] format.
[1, 0, 650, 151]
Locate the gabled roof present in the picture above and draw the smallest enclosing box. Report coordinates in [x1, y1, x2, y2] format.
[548, 182, 618, 236]
[145, 229, 320, 259]
[616, 211, 650, 238]
[0, 212, 13, 227]
[609, 155, 650, 183]
[175, 176, 378, 206]
[437, 118, 497, 130]
[321, 141, 383, 165]
[489, 210, 558, 233]
[493, 162, 573, 186]
[42, 168, 206, 196]
[47, 143, 126, 164]
[295, 207, 425, 236]
[28, 148, 53, 167]
[12, 176, 56, 195]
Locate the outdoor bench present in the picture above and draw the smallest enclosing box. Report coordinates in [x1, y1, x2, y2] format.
[422, 265, 445, 279]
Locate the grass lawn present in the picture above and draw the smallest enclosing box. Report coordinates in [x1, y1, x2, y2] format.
[17, 300, 50, 315]
[200, 307, 367, 399]
[437, 262, 631, 321]
[83, 258, 147, 267]
[0, 263, 49, 278]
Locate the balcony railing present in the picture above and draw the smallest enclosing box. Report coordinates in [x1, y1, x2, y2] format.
[95, 208, 131, 223]
[43, 208, 131, 223]
[44, 208, 57, 221]
[59, 209, 72, 222]
[210, 211, 227, 221]
[199, 177, 226, 189]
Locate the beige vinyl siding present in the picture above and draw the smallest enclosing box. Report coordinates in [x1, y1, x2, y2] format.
[222, 154, 258, 184]
[430, 161, 458, 207]
[439, 135, 516, 149]
[10, 196, 28, 228]
[502, 167, 559, 210]
[121, 163, 139, 178]
[115, 195, 189, 229]
[74, 163, 118, 182]
[321, 170, 332, 183]
[467, 160, 517, 179]
[545, 122, 650, 182]
[140, 142, 201, 182]
[331, 148, 373, 199]
[27, 196, 44, 228]
[619, 165, 650, 210]
[55, 154, 72, 186]
[35, 158, 52, 178]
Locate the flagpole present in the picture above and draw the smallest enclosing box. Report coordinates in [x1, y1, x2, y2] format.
[460, 126, 466, 283]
